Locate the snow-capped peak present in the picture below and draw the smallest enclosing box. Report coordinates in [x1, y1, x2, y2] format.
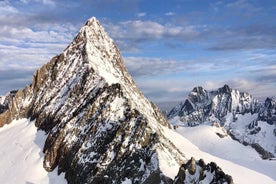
[62, 17, 122, 85]
[0, 17, 237, 183]
[85, 16, 98, 25]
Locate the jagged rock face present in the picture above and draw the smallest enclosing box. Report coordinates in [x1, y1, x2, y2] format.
[259, 97, 276, 125]
[174, 157, 233, 184]
[168, 85, 276, 159]
[0, 88, 31, 127]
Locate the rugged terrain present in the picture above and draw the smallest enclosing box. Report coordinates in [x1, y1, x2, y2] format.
[0, 17, 233, 183]
[168, 85, 276, 159]
[0, 90, 17, 114]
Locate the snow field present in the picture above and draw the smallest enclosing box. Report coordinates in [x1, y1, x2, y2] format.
[0, 119, 66, 184]
[160, 126, 275, 184]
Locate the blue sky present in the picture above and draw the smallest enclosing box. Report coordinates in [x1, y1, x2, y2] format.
[0, 0, 275, 109]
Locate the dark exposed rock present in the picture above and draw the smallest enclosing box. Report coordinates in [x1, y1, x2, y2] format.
[259, 97, 276, 125]
[0, 90, 18, 114]
[251, 143, 275, 160]
[174, 157, 233, 184]
[218, 84, 231, 94]
[143, 171, 173, 184]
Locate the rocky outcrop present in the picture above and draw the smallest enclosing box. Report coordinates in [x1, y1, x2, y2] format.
[0, 90, 17, 114]
[0, 17, 233, 183]
[174, 157, 233, 184]
[0, 89, 32, 127]
[258, 97, 276, 125]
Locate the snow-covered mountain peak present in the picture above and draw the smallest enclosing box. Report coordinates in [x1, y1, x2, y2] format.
[191, 86, 207, 94]
[218, 84, 231, 94]
[62, 17, 123, 85]
[85, 16, 98, 25]
[189, 86, 209, 104]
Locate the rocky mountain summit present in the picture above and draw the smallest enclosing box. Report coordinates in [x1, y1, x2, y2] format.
[168, 85, 276, 159]
[0, 17, 232, 183]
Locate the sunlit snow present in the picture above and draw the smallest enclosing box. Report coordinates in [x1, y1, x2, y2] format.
[161, 126, 276, 184]
[0, 119, 66, 184]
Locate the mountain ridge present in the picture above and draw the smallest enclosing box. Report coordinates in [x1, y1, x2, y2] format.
[0, 17, 233, 183]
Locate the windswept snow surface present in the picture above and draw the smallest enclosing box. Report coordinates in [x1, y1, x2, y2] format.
[161, 126, 276, 184]
[0, 119, 66, 184]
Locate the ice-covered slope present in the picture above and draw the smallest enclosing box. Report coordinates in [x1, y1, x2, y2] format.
[0, 118, 66, 184]
[0, 17, 233, 183]
[168, 85, 276, 159]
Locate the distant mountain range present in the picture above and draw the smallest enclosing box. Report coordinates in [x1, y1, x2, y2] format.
[167, 84, 276, 159]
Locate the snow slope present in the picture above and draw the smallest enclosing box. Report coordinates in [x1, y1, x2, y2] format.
[161, 126, 276, 184]
[0, 119, 66, 184]
[176, 125, 276, 180]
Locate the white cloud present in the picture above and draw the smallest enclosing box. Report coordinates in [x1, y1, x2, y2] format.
[137, 12, 146, 17]
[124, 57, 202, 77]
[224, 0, 262, 17]
[165, 12, 175, 16]
[135, 77, 193, 102]
[0, 1, 18, 15]
[106, 20, 199, 42]
[0, 1, 77, 94]
[20, 0, 56, 6]
[0, 25, 75, 44]
[104, 20, 199, 52]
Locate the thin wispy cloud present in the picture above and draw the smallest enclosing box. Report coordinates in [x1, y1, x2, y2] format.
[105, 20, 200, 52]
[107, 20, 199, 40]
[165, 12, 175, 16]
[137, 12, 146, 17]
[0, 0, 78, 94]
[20, 0, 56, 6]
[206, 25, 276, 51]
[225, 0, 262, 14]
[0, 1, 18, 14]
[125, 57, 195, 77]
